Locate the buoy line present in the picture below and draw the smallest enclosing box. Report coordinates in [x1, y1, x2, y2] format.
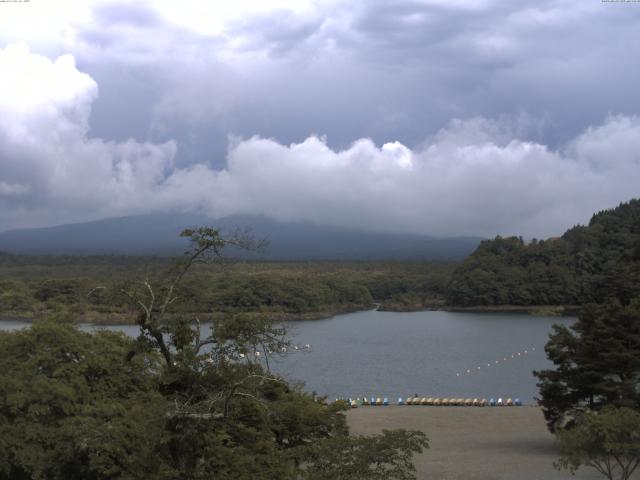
[454, 346, 537, 378]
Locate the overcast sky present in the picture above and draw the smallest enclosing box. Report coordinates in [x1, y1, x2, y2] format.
[0, 0, 639, 237]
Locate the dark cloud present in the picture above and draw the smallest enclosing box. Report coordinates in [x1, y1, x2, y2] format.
[227, 9, 327, 56]
[74, 1, 640, 159]
[1, 1, 639, 234]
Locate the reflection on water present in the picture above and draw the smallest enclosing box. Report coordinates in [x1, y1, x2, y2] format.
[1, 310, 573, 403]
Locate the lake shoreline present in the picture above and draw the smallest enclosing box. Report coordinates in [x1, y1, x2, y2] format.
[379, 302, 580, 316]
[2, 309, 574, 403]
[0, 303, 581, 325]
[0, 303, 372, 325]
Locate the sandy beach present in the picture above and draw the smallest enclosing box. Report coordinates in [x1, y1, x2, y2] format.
[347, 406, 633, 480]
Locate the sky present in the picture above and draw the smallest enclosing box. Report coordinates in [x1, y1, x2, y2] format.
[0, 0, 639, 237]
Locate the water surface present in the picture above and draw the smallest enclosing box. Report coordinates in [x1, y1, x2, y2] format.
[1, 310, 573, 403]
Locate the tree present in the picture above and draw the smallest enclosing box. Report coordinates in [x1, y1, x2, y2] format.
[300, 429, 428, 480]
[1, 226, 429, 479]
[0, 320, 167, 480]
[446, 199, 640, 307]
[534, 299, 640, 431]
[555, 407, 640, 480]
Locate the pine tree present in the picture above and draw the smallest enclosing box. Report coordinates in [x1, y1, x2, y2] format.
[535, 299, 640, 431]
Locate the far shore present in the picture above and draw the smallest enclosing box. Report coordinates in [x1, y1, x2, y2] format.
[441, 304, 581, 316]
[379, 303, 580, 316]
[0, 303, 371, 326]
[0, 303, 580, 325]
[347, 406, 612, 480]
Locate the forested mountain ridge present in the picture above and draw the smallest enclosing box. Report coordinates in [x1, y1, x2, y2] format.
[446, 199, 640, 306]
[0, 214, 481, 261]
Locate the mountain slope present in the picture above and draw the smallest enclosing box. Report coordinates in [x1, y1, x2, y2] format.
[0, 214, 482, 261]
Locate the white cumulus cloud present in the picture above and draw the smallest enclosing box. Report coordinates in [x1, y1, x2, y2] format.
[0, 43, 177, 229]
[0, 43, 638, 238]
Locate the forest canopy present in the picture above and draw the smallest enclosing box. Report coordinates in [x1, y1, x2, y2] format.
[447, 199, 640, 306]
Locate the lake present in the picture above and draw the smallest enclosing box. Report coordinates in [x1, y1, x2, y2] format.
[0, 310, 573, 404]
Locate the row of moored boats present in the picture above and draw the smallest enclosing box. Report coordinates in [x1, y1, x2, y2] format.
[340, 396, 524, 408]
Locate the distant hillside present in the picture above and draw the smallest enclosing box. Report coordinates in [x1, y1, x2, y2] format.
[447, 199, 640, 306]
[0, 214, 481, 261]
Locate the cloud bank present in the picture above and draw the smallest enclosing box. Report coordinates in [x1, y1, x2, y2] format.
[4, 0, 638, 168]
[0, 43, 638, 238]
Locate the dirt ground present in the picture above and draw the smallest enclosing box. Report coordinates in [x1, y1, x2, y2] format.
[347, 406, 635, 480]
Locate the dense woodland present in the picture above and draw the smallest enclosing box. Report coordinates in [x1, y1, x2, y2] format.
[1, 199, 639, 322]
[1, 204, 639, 479]
[0, 258, 453, 323]
[0, 229, 428, 479]
[447, 199, 640, 307]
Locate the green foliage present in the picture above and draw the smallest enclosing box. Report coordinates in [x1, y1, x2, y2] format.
[0, 281, 33, 312]
[0, 227, 429, 479]
[0, 319, 428, 480]
[0, 321, 166, 480]
[447, 199, 640, 306]
[555, 407, 640, 480]
[0, 257, 453, 321]
[299, 429, 428, 480]
[534, 299, 640, 431]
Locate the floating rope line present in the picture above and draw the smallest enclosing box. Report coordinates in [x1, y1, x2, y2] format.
[455, 347, 537, 377]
